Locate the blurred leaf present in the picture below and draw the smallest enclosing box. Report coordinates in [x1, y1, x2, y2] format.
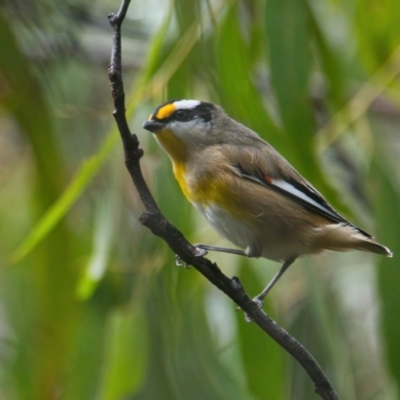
[237, 260, 285, 400]
[100, 310, 148, 400]
[216, 4, 284, 152]
[265, 0, 348, 213]
[0, 10, 63, 201]
[0, 7, 80, 398]
[63, 299, 110, 400]
[371, 153, 400, 391]
[315, 45, 400, 153]
[265, 0, 313, 149]
[9, 0, 225, 264]
[307, 3, 345, 107]
[132, 267, 250, 400]
[76, 175, 119, 300]
[9, 132, 118, 264]
[354, 0, 400, 70]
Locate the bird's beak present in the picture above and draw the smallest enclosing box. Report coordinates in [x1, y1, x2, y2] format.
[142, 120, 166, 133]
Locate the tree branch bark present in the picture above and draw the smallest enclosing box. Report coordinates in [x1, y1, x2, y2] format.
[107, 2, 339, 399]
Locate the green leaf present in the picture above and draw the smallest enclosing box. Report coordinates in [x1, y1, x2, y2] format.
[9, 6, 212, 264]
[307, 3, 345, 107]
[76, 178, 119, 300]
[100, 311, 148, 400]
[9, 131, 119, 264]
[237, 260, 285, 400]
[371, 154, 400, 390]
[265, 0, 313, 154]
[215, 4, 284, 152]
[265, 0, 350, 214]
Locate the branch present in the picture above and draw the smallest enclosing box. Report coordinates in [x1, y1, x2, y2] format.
[107, 3, 339, 399]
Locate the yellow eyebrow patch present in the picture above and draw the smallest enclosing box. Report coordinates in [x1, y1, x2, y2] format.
[156, 103, 176, 120]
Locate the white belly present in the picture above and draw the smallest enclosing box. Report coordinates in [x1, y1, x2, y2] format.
[193, 202, 316, 262]
[207, 205, 253, 245]
[194, 203, 263, 257]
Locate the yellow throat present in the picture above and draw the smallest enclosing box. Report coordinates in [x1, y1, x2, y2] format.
[154, 129, 191, 200]
[154, 129, 239, 215]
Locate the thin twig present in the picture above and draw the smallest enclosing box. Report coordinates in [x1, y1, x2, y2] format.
[107, 2, 339, 399]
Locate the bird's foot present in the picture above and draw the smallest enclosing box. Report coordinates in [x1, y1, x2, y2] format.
[235, 297, 264, 323]
[193, 244, 208, 257]
[175, 254, 190, 269]
[244, 297, 264, 323]
[175, 245, 208, 268]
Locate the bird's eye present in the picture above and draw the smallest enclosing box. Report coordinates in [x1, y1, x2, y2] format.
[175, 110, 189, 120]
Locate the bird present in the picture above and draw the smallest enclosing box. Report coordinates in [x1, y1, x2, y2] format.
[142, 99, 392, 305]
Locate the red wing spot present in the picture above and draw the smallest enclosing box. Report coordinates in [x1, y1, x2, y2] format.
[263, 175, 272, 184]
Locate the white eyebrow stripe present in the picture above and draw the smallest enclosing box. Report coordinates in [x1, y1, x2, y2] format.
[271, 179, 335, 216]
[173, 99, 201, 110]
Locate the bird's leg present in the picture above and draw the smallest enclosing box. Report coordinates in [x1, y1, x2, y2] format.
[253, 257, 296, 307]
[175, 243, 242, 268]
[194, 244, 247, 257]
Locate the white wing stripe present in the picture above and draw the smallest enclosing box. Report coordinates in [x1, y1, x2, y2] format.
[271, 179, 333, 215]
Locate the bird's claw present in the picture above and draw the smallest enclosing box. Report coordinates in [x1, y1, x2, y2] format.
[252, 297, 264, 310]
[175, 254, 191, 269]
[175, 245, 208, 268]
[240, 297, 264, 323]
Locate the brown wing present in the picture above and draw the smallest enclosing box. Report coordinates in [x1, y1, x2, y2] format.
[224, 143, 373, 239]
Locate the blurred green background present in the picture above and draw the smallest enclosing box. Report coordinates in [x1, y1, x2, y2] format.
[1, 0, 400, 399]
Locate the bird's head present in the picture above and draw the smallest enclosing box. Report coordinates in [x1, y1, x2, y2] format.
[143, 99, 221, 162]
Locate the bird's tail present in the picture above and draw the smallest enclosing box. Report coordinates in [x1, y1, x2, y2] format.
[357, 239, 393, 257]
[317, 224, 393, 257]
